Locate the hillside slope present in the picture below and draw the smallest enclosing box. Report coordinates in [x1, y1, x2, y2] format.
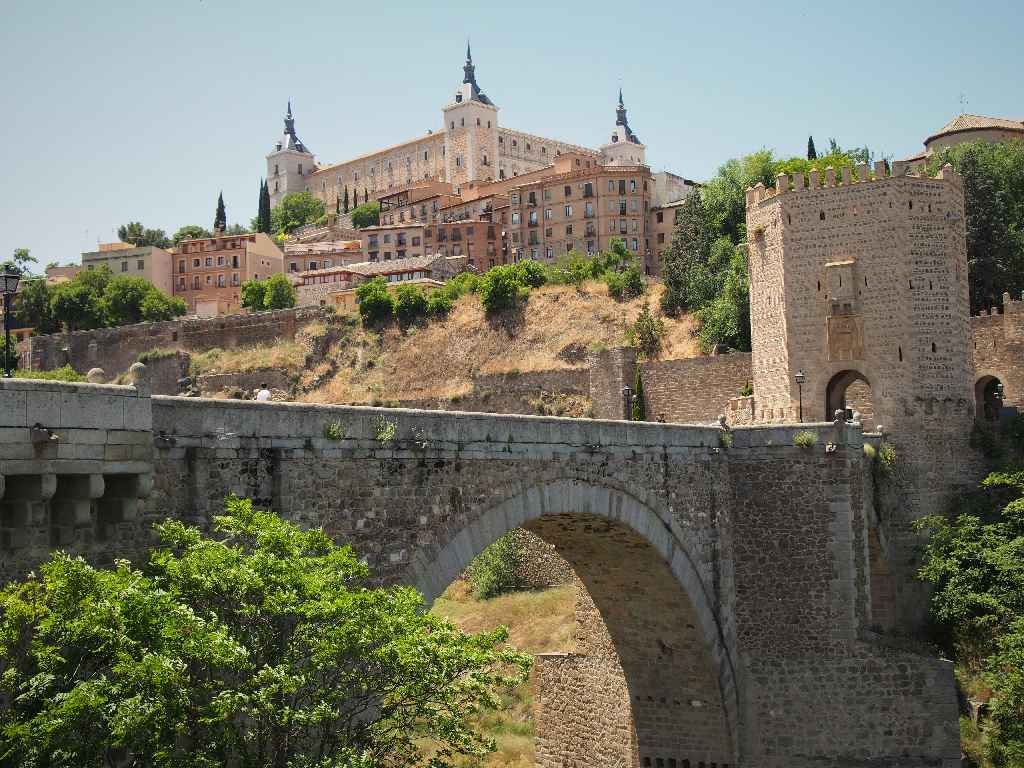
[301, 280, 698, 406]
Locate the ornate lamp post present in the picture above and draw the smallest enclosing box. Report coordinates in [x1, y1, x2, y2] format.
[1, 271, 21, 378]
[794, 369, 806, 423]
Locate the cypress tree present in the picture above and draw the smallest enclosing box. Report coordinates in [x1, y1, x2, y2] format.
[364, 187, 369, 205]
[343, 186, 349, 213]
[807, 136, 817, 160]
[214, 191, 227, 232]
[257, 180, 272, 233]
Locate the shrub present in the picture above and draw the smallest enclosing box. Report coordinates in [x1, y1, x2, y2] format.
[878, 443, 897, 471]
[739, 381, 753, 397]
[719, 431, 734, 448]
[625, 301, 666, 359]
[479, 265, 527, 315]
[322, 420, 346, 441]
[375, 415, 397, 446]
[394, 283, 428, 327]
[514, 259, 548, 288]
[13, 365, 86, 382]
[426, 290, 454, 317]
[605, 264, 645, 301]
[356, 277, 395, 326]
[863, 443, 877, 460]
[793, 430, 818, 448]
[350, 201, 381, 229]
[468, 533, 523, 599]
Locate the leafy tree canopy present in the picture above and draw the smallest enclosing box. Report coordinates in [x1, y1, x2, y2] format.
[117, 222, 171, 249]
[394, 283, 428, 327]
[270, 192, 325, 235]
[240, 274, 296, 312]
[172, 225, 212, 244]
[0, 496, 531, 768]
[355, 276, 395, 326]
[0, 247, 37, 277]
[350, 201, 381, 229]
[46, 267, 185, 331]
[927, 140, 1024, 313]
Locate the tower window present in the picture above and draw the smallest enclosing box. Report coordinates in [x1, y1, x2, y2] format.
[932, 342, 937, 353]
[476, 118, 480, 126]
[898, 346, 903, 361]
[298, 163, 303, 174]
[460, 117, 464, 127]
[819, 210, 825, 220]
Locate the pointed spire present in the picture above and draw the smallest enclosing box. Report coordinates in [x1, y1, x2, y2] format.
[618, 87, 624, 107]
[286, 99, 292, 119]
[466, 38, 472, 63]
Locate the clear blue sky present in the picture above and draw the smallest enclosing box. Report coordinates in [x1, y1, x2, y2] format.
[2, 0, 1021, 265]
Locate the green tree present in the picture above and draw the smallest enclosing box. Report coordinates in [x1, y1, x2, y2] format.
[426, 289, 454, 317]
[117, 222, 171, 249]
[269, 191, 326, 235]
[661, 192, 713, 315]
[0, 496, 531, 768]
[394, 283, 428, 326]
[548, 251, 597, 289]
[700, 150, 777, 244]
[50, 281, 105, 331]
[468, 532, 523, 599]
[1, 247, 37, 276]
[807, 135, 817, 160]
[343, 185, 350, 213]
[480, 265, 527, 314]
[262, 273, 296, 310]
[695, 243, 751, 353]
[918, 467, 1024, 763]
[631, 365, 645, 421]
[927, 140, 1024, 313]
[356, 276, 395, 326]
[260, 179, 272, 233]
[214, 191, 227, 232]
[172, 225, 212, 244]
[102, 276, 155, 326]
[11, 277, 57, 334]
[350, 201, 381, 229]
[240, 279, 267, 312]
[626, 300, 666, 360]
[140, 291, 187, 322]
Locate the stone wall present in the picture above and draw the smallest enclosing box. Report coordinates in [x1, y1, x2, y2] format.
[395, 369, 590, 417]
[970, 292, 1024, 411]
[510, 528, 574, 588]
[640, 353, 753, 424]
[0, 384, 961, 767]
[25, 306, 334, 380]
[196, 368, 294, 397]
[589, 347, 637, 420]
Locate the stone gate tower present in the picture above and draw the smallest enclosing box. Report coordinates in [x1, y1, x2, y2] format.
[442, 43, 499, 192]
[266, 101, 315, 208]
[745, 162, 980, 631]
[744, 161, 972, 432]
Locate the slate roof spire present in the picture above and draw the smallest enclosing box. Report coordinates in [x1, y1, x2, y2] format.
[615, 88, 640, 144]
[275, 99, 311, 154]
[454, 39, 493, 106]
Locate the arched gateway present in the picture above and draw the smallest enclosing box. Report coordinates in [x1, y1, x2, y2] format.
[0, 381, 961, 768]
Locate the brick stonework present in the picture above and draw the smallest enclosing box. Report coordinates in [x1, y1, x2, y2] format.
[970, 292, 1024, 413]
[0, 383, 961, 767]
[640, 354, 752, 424]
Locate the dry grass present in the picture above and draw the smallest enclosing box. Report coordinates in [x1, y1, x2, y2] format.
[302, 281, 698, 405]
[189, 340, 306, 376]
[430, 583, 576, 768]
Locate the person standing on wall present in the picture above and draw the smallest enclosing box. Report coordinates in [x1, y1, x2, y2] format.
[255, 383, 272, 402]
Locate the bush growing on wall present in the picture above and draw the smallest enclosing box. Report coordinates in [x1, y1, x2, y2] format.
[355, 277, 395, 326]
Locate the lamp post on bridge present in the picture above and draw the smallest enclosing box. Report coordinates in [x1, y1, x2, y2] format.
[794, 369, 806, 423]
[1, 271, 21, 378]
[622, 385, 632, 421]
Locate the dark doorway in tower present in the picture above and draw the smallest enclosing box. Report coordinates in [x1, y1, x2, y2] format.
[825, 370, 874, 431]
[975, 375, 1004, 422]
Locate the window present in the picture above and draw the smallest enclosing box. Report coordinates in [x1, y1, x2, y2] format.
[583, 182, 593, 197]
[298, 163, 303, 174]
[565, 224, 573, 236]
[205, 257, 213, 267]
[564, 185, 571, 197]
[529, 211, 538, 225]
[217, 274, 225, 288]
[564, 205, 573, 217]
[511, 192, 520, 205]
[178, 260, 185, 273]
[631, 238, 638, 251]
[620, 199, 627, 215]
[630, 179, 637, 193]
[412, 236, 421, 246]
[544, 188, 551, 201]
[656, 211, 664, 223]
[544, 208, 552, 220]
[193, 258, 200, 268]
[618, 180, 626, 195]
[193, 276, 200, 289]
[585, 202, 594, 217]
[232, 273, 239, 286]
[512, 211, 520, 224]
[206, 275, 212, 284]
[608, 180, 615, 192]
[630, 198, 638, 212]
[274, 163, 279, 176]
[217, 255, 225, 266]
[383, 234, 391, 243]
[528, 191, 537, 205]
[289, 262, 298, 272]
[657, 232, 665, 244]
[178, 277, 185, 289]
[137, 259, 144, 270]
[121, 261, 128, 272]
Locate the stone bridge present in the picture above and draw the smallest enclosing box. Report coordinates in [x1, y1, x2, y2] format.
[0, 377, 958, 768]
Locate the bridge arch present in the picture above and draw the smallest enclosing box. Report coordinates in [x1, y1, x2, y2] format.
[410, 477, 739, 768]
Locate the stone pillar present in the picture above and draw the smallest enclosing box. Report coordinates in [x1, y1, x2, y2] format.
[588, 346, 638, 420]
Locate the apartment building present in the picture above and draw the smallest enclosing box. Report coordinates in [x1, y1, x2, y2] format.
[284, 240, 363, 276]
[81, 242, 174, 295]
[361, 224, 428, 262]
[172, 232, 283, 316]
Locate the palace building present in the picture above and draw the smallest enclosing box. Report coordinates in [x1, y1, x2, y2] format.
[265, 45, 697, 274]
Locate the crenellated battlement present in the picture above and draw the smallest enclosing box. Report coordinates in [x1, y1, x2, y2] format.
[744, 161, 962, 208]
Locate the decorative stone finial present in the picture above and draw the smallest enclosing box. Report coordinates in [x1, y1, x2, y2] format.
[834, 409, 847, 424]
[129, 362, 150, 396]
[86, 367, 105, 383]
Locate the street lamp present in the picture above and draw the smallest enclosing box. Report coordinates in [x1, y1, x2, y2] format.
[794, 369, 806, 423]
[622, 385, 632, 421]
[1, 271, 21, 378]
